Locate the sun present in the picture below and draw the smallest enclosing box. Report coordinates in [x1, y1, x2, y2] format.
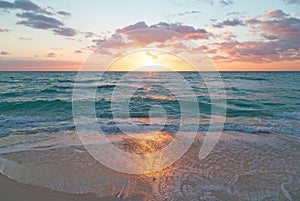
[144, 58, 156, 66]
[137, 58, 168, 71]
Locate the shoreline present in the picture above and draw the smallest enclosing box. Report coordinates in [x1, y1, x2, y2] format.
[0, 131, 299, 200]
[0, 173, 100, 201]
[0, 173, 146, 201]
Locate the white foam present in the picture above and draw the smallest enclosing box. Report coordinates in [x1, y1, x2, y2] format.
[0, 157, 23, 180]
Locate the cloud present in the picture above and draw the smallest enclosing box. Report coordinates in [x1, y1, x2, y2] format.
[46, 52, 55, 57]
[213, 19, 245, 28]
[219, 0, 234, 6]
[91, 21, 211, 57]
[116, 21, 148, 33]
[0, 28, 10, 32]
[117, 21, 211, 40]
[19, 36, 31, 40]
[74, 50, 83, 53]
[57, 11, 71, 16]
[153, 22, 211, 39]
[212, 10, 300, 63]
[53, 27, 77, 36]
[264, 10, 288, 18]
[260, 34, 278, 40]
[1, 51, 10, 55]
[84, 32, 97, 38]
[227, 11, 244, 16]
[222, 31, 236, 40]
[247, 12, 300, 41]
[0, 59, 81, 70]
[0, 0, 51, 15]
[282, 0, 300, 4]
[110, 21, 211, 49]
[196, 0, 234, 6]
[16, 12, 77, 36]
[178, 10, 201, 16]
[16, 12, 63, 29]
[92, 38, 106, 46]
[1, 1, 77, 37]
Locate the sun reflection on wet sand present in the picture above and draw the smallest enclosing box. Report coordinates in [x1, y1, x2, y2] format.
[1, 132, 299, 200]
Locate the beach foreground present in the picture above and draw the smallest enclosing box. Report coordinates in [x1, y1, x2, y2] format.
[1, 131, 299, 201]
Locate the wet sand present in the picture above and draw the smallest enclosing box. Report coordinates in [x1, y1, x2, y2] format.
[0, 173, 146, 201]
[0, 173, 100, 201]
[0, 132, 299, 201]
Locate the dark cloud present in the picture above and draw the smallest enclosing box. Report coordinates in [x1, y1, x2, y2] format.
[0, 0, 51, 14]
[1, 1, 76, 37]
[57, 11, 71, 16]
[74, 50, 83, 53]
[16, 12, 77, 36]
[16, 12, 63, 29]
[1, 51, 10, 55]
[53, 27, 77, 37]
[213, 19, 245, 28]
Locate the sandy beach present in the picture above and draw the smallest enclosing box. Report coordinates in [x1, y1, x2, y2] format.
[1, 131, 299, 201]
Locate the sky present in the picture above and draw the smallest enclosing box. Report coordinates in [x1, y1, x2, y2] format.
[0, 0, 299, 71]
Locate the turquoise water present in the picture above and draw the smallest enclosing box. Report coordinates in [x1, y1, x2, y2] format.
[0, 72, 300, 151]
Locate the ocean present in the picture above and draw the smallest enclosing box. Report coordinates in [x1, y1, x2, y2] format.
[0, 72, 299, 200]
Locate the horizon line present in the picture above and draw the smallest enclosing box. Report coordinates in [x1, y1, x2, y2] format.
[1, 70, 300, 73]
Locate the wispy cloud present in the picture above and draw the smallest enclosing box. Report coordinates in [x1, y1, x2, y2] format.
[19, 36, 31, 40]
[46, 52, 55, 57]
[219, 0, 234, 6]
[57, 11, 71, 16]
[0, 59, 81, 70]
[196, 0, 234, 6]
[212, 19, 245, 28]
[177, 10, 201, 16]
[1, 51, 10, 55]
[282, 0, 300, 5]
[0, 28, 10, 32]
[74, 50, 83, 53]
